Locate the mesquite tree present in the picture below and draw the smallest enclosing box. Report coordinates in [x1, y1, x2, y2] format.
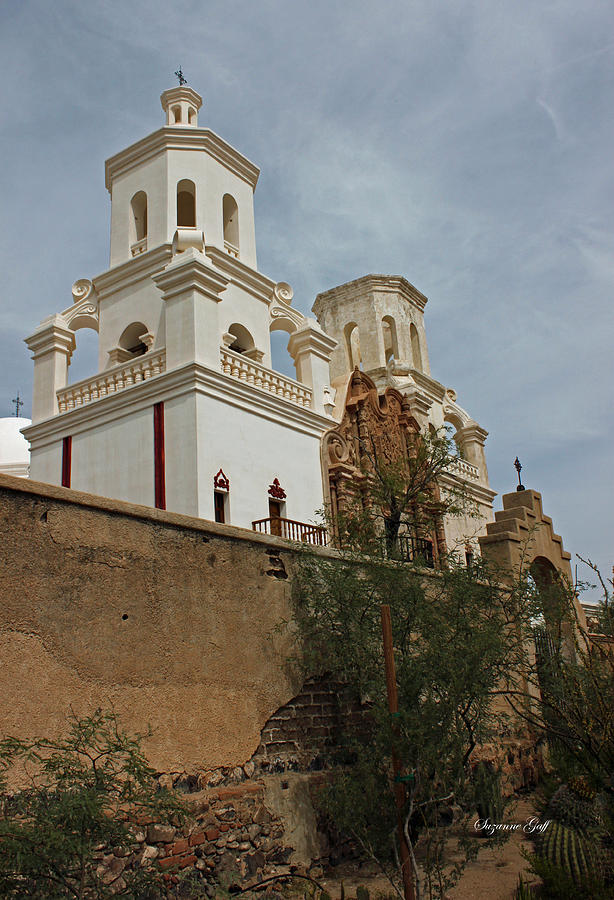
[293, 547, 532, 900]
[0, 710, 186, 899]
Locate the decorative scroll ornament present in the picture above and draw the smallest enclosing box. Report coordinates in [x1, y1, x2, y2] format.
[213, 468, 230, 492]
[325, 430, 353, 465]
[71, 279, 93, 304]
[273, 282, 294, 304]
[270, 304, 305, 328]
[445, 388, 457, 402]
[268, 478, 287, 500]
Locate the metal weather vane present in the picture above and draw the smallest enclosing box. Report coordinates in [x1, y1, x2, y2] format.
[174, 67, 187, 86]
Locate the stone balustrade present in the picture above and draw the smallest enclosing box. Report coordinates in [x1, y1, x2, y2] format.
[221, 347, 313, 409]
[448, 457, 480, 481]
[223, 240, 239, 258]
[57, 349, 166, 413]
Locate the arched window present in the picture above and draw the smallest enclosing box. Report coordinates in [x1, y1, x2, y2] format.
[177, 180, 196, 227]
[172, 105, 182, 124]
[344, 322, 362, 370]
[270, 318, 298, 380]
[227, 323, 255, 355]
[382, 315, 399, 363]
[410, 323, 423, 371]
[119, 322, 149, 358]
[129, 191, 147, 252]
[444, 415, 464, 458]
[66, 327, 99, 385]
[188, 107, 196, 125]
[222, 194, 239, 255]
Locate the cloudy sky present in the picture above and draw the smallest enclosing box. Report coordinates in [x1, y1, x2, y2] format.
[0, 0, 612, 595]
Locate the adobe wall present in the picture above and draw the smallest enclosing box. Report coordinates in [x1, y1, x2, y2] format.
[0, 474, 553, 877]
[0, 473, 309, 774]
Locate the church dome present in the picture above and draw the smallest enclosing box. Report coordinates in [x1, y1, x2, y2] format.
[0, 417, 31, 477]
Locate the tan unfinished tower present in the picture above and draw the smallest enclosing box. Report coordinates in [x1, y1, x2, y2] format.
[313, 274, 497, 554]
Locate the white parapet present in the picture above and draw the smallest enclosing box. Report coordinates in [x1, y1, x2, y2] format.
[220, 346, 313, 409]
[57, 349, 166, 413]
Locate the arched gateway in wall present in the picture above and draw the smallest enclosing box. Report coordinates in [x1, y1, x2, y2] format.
[479, 488, 587, 628]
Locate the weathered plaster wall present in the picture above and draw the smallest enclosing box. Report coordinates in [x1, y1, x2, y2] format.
[0, 473, 305, 773]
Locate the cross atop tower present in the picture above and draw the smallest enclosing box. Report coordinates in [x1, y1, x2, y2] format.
[174, 67, 187, 86]
[11, 392, 23, 417]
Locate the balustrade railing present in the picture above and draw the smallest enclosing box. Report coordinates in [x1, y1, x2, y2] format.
[221, 347, 312, 409]
[223, 240, 239, 258]
[57, 349, 166, 413]
[447, 457, 480, 481]
[252, 517, 327, 546]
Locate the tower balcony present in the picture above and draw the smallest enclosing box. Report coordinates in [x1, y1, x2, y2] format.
[220, 346, 313, 409]
[57, 349, 166, 413]
[54, 345, 317, 417]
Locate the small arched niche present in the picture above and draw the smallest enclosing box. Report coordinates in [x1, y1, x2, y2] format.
[188, 107, 196, 125]
[129, 191, 147, 251]
[172, 105, 182, 124]
[119, 322, 149, 358]
[344, 322, 363, 370]
[177, 180, 196, 227]
[410, 323, 423, 371]
[382, 315, 399, 363]
[227, 323, 255, 355]
[222, 194, 239, 255]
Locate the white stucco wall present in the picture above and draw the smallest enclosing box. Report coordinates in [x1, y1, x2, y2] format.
[190, 392, 325, 529]
[70, 407, 154, 507]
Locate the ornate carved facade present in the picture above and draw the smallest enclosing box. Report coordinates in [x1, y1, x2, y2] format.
[322, 368, 447, 562]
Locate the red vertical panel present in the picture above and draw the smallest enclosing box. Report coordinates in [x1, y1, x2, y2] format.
[153, 402, 166, 510]
[61, 436, 72, 488]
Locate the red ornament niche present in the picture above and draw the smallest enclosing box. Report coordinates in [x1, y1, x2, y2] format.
[268, 478, 287, 500]
[214, 468, 230, 492]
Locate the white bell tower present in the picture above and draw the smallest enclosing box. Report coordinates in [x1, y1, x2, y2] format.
[23, 81, 336, 533]
[106, 85, 258, 270]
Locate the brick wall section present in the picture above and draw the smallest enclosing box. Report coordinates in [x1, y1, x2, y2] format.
[252, 677, 370, 771]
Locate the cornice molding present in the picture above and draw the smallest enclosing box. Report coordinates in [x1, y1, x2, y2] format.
[456, 422, 489, 444]
[438, 471, 497, 504]
[313, 274, 428, 318]
[105, 127, 260, 192]
[287, 324, 338, 363]
[23, 362, 332, 449]
[153, 250, 230, 302]
[25, 316, 76, 357]
[93, 245, 173, 299]
[204, 246, 276, 303]
[403, 369, 447, 404]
